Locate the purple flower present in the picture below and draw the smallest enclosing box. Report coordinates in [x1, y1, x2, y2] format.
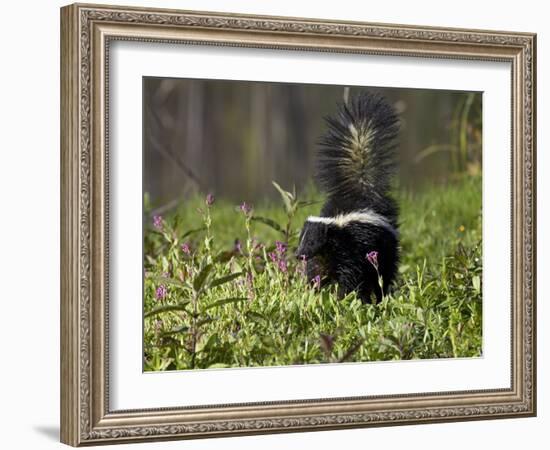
[153, 215, 163, 230]
[275, 241, 287, 255]
[181, 242, 191, 255]
[155, 285, 167, 301]
[269, 251, 278, 263]
[366, 250, 379, 269]
[240, 201, 252, 216]
[268, 242, 289, 274]
[312, 275, 321, 289]
[205, 193, 215, 207]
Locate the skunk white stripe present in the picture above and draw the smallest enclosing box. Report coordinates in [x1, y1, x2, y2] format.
[307, 209, 397, 236]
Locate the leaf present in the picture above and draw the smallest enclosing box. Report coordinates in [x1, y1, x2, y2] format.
[193, 263, 213, 292]
[231, 260, 243, 273]
[210, 272, 243, 289]
[472, 275, 481, 293]
[272, 181, 293, 213]
[181, 227, 205, 239]
[204, 297, 247, 311]
[251, 216, 285, 234]
[144, 302, 190, 318]
[196, 333, 218, 353]
[398, 264, 410, 274]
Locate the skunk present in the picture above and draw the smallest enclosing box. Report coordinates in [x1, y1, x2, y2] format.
[295, 92, 400, 304]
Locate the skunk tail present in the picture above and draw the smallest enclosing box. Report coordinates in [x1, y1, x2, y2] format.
[316, 91, 400, 213]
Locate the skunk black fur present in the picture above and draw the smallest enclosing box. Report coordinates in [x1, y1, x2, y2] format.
[295, 92, 400, 304]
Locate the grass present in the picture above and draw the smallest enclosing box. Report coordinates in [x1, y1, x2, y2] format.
[143, 176, 482, 371]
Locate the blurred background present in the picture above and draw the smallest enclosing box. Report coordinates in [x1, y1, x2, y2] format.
[143, 78, 482, 208]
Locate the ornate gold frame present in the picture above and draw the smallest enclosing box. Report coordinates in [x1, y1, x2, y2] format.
[60, 3, 536, 446]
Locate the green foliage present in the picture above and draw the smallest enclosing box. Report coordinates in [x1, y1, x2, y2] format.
[144, 176, 482, 371]
[415, 93, 482, 176]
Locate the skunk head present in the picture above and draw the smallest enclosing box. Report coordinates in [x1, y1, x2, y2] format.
[295, 220, 329, 260]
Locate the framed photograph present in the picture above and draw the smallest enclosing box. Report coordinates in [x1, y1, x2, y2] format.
[60, 3, 536, 446]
